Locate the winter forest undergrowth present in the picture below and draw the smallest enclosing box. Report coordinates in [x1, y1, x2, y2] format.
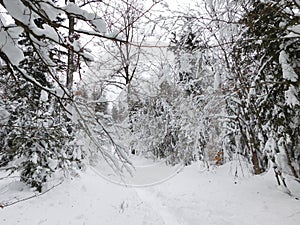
[0, 0, 300, 224]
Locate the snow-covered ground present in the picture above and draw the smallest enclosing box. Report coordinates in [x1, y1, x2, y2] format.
[0, 161, 300, 225]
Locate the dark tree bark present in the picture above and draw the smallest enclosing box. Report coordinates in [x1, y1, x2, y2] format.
[66, 0, 76, 91]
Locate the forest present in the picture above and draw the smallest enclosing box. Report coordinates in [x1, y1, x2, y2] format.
[0, 0, 299, 223]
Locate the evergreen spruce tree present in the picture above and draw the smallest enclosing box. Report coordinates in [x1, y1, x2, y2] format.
[0, 32, 83, 192]
[227, 0, 300, 176]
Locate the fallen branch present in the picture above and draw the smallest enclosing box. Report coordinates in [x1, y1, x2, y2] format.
[0, 180, 63, 209]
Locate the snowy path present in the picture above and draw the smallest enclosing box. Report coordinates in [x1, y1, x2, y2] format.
[0, 162, 300, 225]
[135, 187, 185, 225]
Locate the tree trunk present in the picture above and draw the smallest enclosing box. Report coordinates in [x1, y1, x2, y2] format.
[284, 143, 299, 179]
[251, 150, 262, 174]
[66, 0, 75, 91]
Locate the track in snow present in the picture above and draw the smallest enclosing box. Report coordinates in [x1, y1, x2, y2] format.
[135, 187, 186, 225]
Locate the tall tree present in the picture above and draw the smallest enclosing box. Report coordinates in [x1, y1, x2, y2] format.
[86, 0, 164, 138]
[227, 0, 300, 176]
[66, 0, 76, 90]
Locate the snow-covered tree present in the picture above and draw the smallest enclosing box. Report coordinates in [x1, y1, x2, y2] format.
[0, 0, 131, 190]
[0, 32, 83, 191]
[84, 0, 164, 134]
[226, 0, 300, 177]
